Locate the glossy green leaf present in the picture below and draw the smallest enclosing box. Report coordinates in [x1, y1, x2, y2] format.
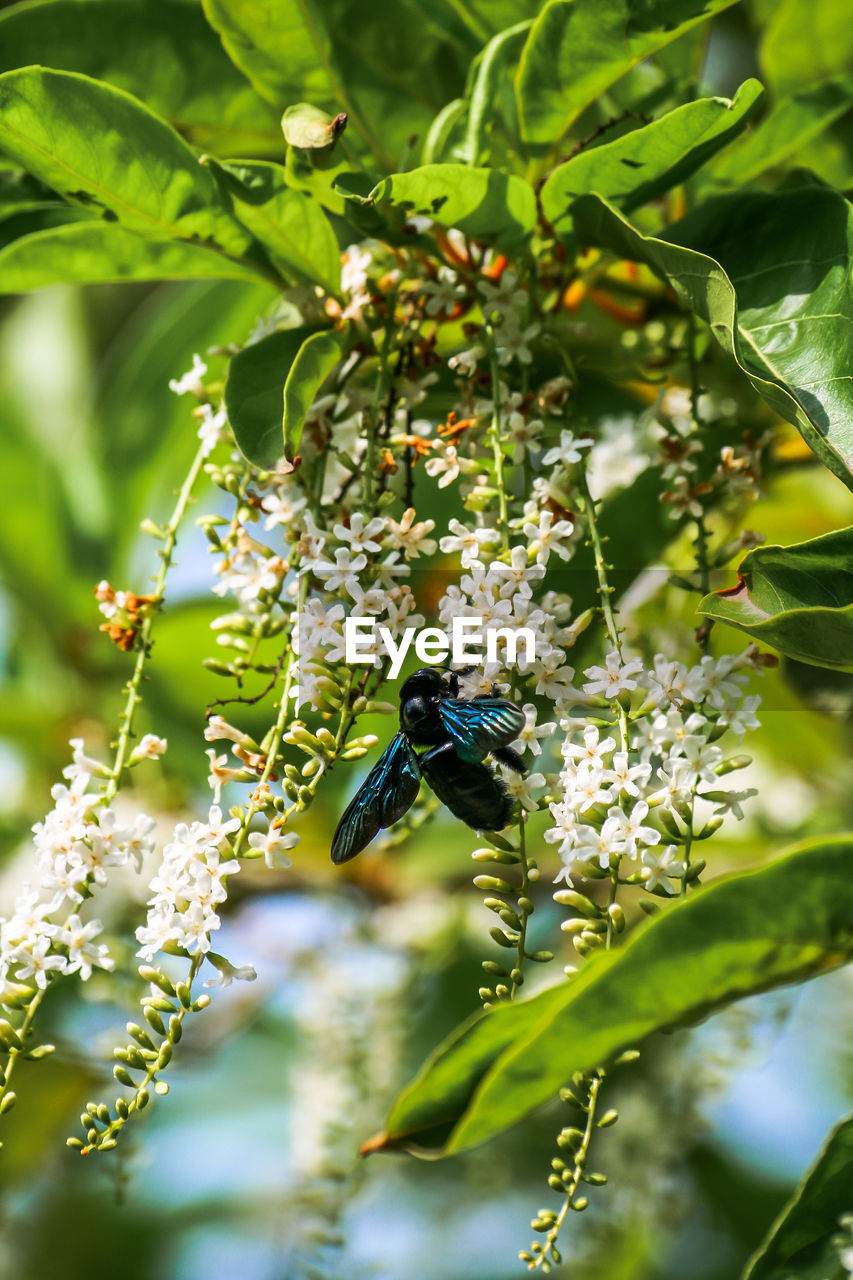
[0, 0, 280, 155]
[282, 329, 345, 463]
[572, 189, 853, 491]
[201, 0, 464, 169]
[204, 157, 341, 292]
[708, 77, 853, 185]
[743, 1112, 853, 1280]
[516, 0, 744, 147]
[0, 67, 251, 256]
[699, 526, 853, 672]
[0, 222, 263, 292]
[225, 326, 322, 468]
[371, 164, 537, 247]
[376, 837, 853, 1156]
[541, 80, 763, 233]
[458, 22, 532, 166]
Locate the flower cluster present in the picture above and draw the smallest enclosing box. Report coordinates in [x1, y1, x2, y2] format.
[547, 649, 761, 895]
[1, 752, 157, 998]
[135, 806, 242, 961]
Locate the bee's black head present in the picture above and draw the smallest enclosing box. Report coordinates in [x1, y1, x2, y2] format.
[399, 667, 449, 703]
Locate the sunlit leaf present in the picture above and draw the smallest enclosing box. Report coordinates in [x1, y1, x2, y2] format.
[458, 22, 532, 166]
[0, 223, 264, 292]
[374, 838, 853, 1156]
[0, 0, 280, 155]
[743, 1111, 853, 1280]
[224, 326, 322, 468]
[708, 77, 853, 185]
[516, 0, 744, 147]
[282, 328, 345, 463]
[203, 157, 341, 292]
[0, 67, 250, 255]
[370, 163, 537, 247]
[761, 0, 853, 97]
[699, 526, 853, 671]
[201, 0, 464, 168]
[572, 189, 853, 491]
[541, 80, 763, 232]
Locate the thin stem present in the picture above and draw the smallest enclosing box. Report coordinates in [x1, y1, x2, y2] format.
[486, 325, 509, 551]
[578, 470, 619, 654]
[531, 1073, 604, 1271]
[105, 440, 208, 802]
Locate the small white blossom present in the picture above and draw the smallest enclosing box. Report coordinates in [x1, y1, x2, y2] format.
[583, 650, 645, 699]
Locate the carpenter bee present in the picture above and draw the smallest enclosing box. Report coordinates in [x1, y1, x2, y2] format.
[331, 667, 527, 864]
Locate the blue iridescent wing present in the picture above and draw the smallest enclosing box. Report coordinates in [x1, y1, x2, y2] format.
[420, 741, 513, 832]
[331, 732, 421, 864]
[437, 696, 526, 763]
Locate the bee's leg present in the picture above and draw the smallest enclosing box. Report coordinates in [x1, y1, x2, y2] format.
[492, 746, 526, 774]
[445, 664, 476, 697]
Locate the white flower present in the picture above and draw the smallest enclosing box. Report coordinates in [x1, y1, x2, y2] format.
[169, 353, 207, 397]
[384, 508, 437, 559]
[479, 269, 527, 318]
[522, 510, 575, 565]
[720, 693, 761, 737]
[495, 320, 540, 366]
[313, 546, 368, 590]
[334, 513, 385, 554]
[646, 656, 690, 707]
[341, 244, 372, 295]
[641, 844, 684, 894]
[204, 954, 258, 988]
[447, 347, 484, 377]
[132, 734, 168, 762]
[571, 823, 622, 870]
[565, 761, 614, 813]
[439, 519, 501, 569]
[513, 704, 556, 757]
[197, 404, 228, 456]
[425, 442, 461, 487]
[563, 724, 617, 767]
[247, 823, 299, 870]
[708, 788, 757, 820]
[420, 267, 464, 316]
[603, 800, 661, 858]
[56, 915, 114, 979]
[501, 770, 546, 812]
[680, 736, 723, 786]
[541, 430, 593, 468]
[9, 935, 66, 988]
[201, 804, 241, 847]
[260, 489, 307, 530]
[608, 752, 652, 797]
[583, 650, 645, 699]
[586, 416, 651, 500]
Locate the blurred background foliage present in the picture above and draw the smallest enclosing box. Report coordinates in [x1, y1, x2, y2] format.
[0, 0, 852, 1277]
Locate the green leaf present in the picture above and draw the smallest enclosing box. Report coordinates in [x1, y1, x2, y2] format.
[458, 22, 532, 166]
[370, 164, 537, 247]
[203, 157, 341, 292]
[743, 1112, 853, 1280]
[572, 189, 853, 491]
[516, 0, 744, 147]
[0, 222, 264, 292]
[375, 837, 853, 1156]
[698, 526, 853, 672]
[0, 67, 250, 256]
[282, 328, 345, 463]
[708, 77, 853, 186]
[201, 0, 465, 169]
[541, 80, 764, 234]
[225, 326, 322, 468]
[0, 0, 280, 155]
